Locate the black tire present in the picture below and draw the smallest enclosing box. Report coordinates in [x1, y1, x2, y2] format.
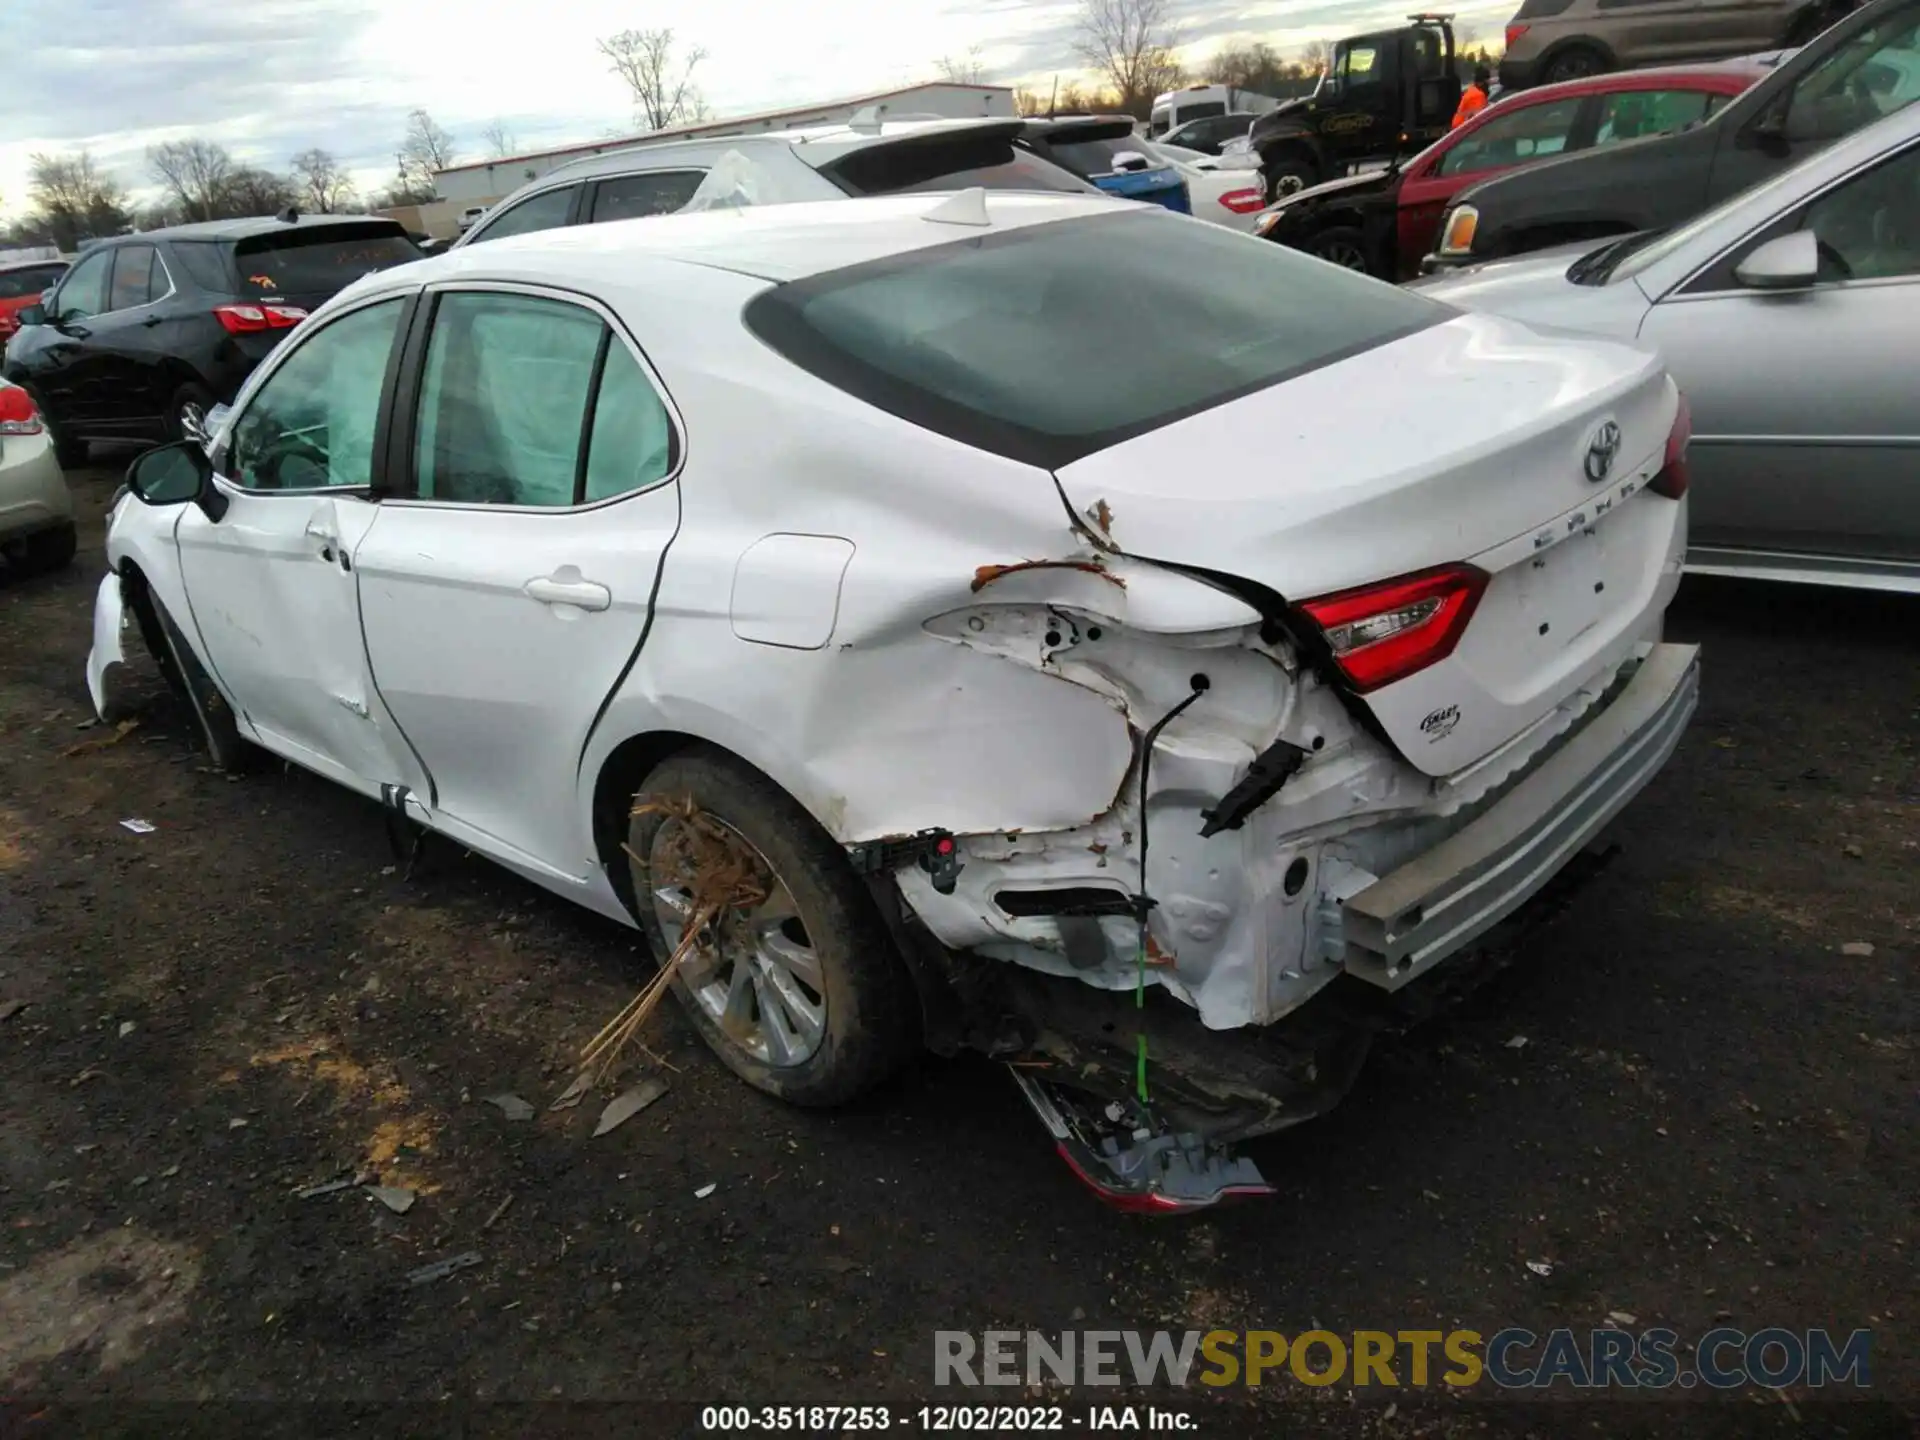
[1309, 225, 1373, 274]
[1262, 158, 1318, 205]
[18, 521, 77, 575]
[1541, 44, 1609, 83]
[18, 383, 87, 469]
[627, 750, 918, 1107]
[166, 381, 215, 446]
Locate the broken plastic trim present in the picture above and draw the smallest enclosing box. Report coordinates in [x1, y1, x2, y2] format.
[1009, 1068, 1275, 1213]
[1197, 735, 1310, 838]
[845, 828, 964, 895]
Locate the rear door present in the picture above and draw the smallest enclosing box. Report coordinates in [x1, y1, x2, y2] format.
[352, 284, 681, 880]
[84, 244, 174, 429]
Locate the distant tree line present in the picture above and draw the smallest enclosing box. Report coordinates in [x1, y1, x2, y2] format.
[0, 106, 515, 250]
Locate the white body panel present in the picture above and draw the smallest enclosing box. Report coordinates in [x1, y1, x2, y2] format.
[89, 194, 1694, 1036]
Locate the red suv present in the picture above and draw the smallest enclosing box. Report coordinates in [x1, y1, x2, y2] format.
[0, 258, 70, 345]
[1251, 58, 1770, 279]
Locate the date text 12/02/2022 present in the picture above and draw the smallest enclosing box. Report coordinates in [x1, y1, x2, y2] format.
[699, 1406, 1196, 1431]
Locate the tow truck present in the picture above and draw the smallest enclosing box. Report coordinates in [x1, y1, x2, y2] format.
[1249, 14, 1464, 202]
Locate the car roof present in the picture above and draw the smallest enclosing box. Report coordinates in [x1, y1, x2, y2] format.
[377, 190, 1128, 288]
[543, 116, 1028, 182]
[0, 256, 67, 272]
[1485, 56, 1770, 112]
[125, 214, 406, 243]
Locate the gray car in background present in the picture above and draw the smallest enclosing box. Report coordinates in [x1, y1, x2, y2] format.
[1415, 99, 1920, 593]
[1500, 0, 1855, 87]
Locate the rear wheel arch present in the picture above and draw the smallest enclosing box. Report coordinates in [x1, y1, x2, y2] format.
[1537, 39, 1615, 84]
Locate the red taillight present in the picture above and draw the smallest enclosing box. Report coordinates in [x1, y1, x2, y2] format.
[1505, 23, 1529, 49]
[0, 385, 44, 436]
[1650, 393, 1690, 499]
[1218, 187, 1266, 214]
[1299, 564, 1488, 694]
[214, 303, 308, 335]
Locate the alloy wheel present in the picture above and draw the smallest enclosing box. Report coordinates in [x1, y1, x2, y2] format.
[1316, 238, 1369, 271]
[648, 818, 827, 1067]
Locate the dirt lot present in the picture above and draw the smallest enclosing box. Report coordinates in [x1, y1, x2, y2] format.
[1, 462, 1914, 1437]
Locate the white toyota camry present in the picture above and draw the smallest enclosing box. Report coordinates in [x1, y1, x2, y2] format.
[88, 190, 1699, 1210]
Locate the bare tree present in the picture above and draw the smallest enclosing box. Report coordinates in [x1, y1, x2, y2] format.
[225, 167, 297, 216]
[148, 138, 236, 223]
[290, 148, 357, 213]
[1206, 39, 1287, 94]
[398, 108, 457, 198]
[482, 120, 518, 159]
[1296, 39, 1333, 77]
[1014, 86, 1052, 117]
[937, 46, 989, 85]
[599, 28, 708, 132]
[27, 152, 132, 249]
[1074, 0, 1186, 117]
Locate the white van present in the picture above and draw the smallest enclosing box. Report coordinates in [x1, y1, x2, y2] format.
[1147, 84, 1281, 137]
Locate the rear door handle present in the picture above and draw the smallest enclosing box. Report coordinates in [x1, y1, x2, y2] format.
[526, 571, 612, 612]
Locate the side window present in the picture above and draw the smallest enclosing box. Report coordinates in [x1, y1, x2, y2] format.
[228, 298, 406, 491]
[465, 185, 579, 245]
[172, 242, 233, 291]
[1799, 140, 1920, 281]
[590, 171, 709, 224]
[1593, 89, 1715, 146]
[52, 250, 111, 320]
[1435, 97, 1584, 176]
[583, 342, 675, 502]
[107, 245, 159, 312]
[413, 291, 674, 507]
[1785, 20, 1920, 144]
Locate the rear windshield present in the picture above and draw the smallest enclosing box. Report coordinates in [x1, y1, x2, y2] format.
[745, 210, 1445, 469]
[0, 265, 63, 299]
[1047, 135, 1156, 177]
[230, 224, 420, 298]
[822, 134, 1097, 197]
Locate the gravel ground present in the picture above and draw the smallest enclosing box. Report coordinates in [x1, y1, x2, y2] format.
[1, 463, 1913, 1438]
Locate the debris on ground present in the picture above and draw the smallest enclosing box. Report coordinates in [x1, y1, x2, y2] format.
[481, 1195, 514, 1232]
[367, 1186, 416, 1215]
[0, 1000, 25, 1023]
[294, 1173, 372, 1200]
[226, 1118, 247, 1130]
[482, 1093, 535, 1122]
[580, 796, 768, 1084]
[1504, 1035, 1529, 1050]
[1526, 1260, 1553, 1277]
[1841, 941, 1876, 957]
[117, 1021, 135, 1038]
[1842, 843, 1864, 859]
[405, 1252, 481, 1287]
[548, 1072, 592, 1112]
[592, 1078, 668, 1138]
[1607, 1310, 1637, 1326]
[118, 818, 156, 835]
[62, 719, 138, 758]
[695, 1183, 717, 1199]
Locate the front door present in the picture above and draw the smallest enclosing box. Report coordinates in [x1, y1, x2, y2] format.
[1643, 137, 1920, 569]
[352, 286, 681, 879]
[173, 293, 431, 800]
[25, 247, 112, 427]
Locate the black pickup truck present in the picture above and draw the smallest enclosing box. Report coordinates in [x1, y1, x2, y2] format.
[1422, 0, 1920, 270]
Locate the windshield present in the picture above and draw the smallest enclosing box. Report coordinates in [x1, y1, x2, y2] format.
[231, 224, 420, 297]
[744, 209, 1445, 469]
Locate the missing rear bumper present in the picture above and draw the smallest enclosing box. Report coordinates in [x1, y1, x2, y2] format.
[1342, 642, 1699, 989]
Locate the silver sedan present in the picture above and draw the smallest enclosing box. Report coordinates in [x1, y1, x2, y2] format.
[1414, 99, 1920, 595]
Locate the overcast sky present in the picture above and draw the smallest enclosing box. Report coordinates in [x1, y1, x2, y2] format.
[0, 0, 1512, 218]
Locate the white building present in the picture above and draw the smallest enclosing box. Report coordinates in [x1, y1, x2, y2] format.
[432, 83, 1018, 208]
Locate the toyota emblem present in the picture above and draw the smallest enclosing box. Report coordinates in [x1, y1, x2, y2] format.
[1585, 421, 1622, 484]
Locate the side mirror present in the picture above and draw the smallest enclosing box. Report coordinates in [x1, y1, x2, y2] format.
[16, 303, 45, 328]
[1734, 230, 1819, 290]
[126, 440, 227, 520]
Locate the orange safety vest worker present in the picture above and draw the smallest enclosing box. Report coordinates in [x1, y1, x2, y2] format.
[1452, 82, 1489, 129]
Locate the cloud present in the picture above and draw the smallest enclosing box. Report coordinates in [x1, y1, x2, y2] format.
[0, 0, 1515, 218]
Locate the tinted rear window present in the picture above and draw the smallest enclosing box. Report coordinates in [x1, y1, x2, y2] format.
[0, 265, 62, 299]
[172, 242, 234, 291]
[230, 224, 420, 298]
[822, 135, 1097, 197]
[745, 210, 1445, 468]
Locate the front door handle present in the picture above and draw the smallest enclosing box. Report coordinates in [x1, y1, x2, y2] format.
[526, 569, 611, 612]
